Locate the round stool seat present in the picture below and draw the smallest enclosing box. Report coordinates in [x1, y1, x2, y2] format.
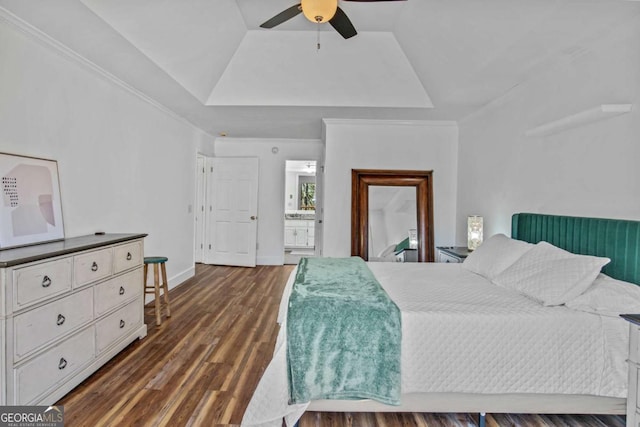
[144, 256, 168, 264]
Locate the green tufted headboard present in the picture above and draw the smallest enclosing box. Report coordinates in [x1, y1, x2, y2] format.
[511, 213, 640, 286]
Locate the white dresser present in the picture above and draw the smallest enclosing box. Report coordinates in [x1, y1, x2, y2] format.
[0, 233, 148, 405]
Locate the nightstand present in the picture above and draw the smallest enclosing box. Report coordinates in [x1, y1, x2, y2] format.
[436, 246, 472, 263]
[395, 248, 418, 262]
[621, 314, 640, 426]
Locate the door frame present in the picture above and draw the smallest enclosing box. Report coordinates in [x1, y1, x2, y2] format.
[351, 169, 434, 262]
[194, 154, 208, 263]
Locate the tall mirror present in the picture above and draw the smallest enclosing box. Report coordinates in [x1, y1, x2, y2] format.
[351, 169, 434, 262]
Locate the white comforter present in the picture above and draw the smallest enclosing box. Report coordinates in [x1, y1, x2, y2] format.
[242, 263, 628, 427]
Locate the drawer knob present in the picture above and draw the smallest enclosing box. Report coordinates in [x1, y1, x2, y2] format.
[42, 275, 52, 288]
[126, 252, 132, 261]
[56, 314, 66, 326]
[119, 286, 125, 295]
[120, 319, 126, 329]
[91, 262, 99, 272]
[58, 357, 67, 370]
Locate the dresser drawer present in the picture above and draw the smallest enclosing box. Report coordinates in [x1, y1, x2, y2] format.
[438, 252, 462, 263]
[95, 268, 143, 317]
[13, 258, 72, 310]
[113, 241, 143, 274]
[14, 327, 94, 404]
[74, 248, 113, 287]
[14, 288, 94, 360]
[95, 298, 142, 353]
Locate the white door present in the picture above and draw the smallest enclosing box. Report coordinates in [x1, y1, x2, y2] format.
[194, 155, 207, 263]
[205, 157, 259, 267]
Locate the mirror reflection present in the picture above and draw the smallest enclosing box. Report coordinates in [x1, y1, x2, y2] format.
[299, 179, 316, 211]
[368, 186, 417, 262]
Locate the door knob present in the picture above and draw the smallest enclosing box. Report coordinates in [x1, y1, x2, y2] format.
[250, 216, 257, 220]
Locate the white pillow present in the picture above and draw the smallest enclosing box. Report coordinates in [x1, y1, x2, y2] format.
[462, 233, 534, 280]
[492, 241, 610, 306]
[565, 273, 640, 317]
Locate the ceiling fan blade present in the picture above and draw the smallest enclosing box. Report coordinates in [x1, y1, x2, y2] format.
[329, 7, 357, 39]
[260, 4, 302, 29]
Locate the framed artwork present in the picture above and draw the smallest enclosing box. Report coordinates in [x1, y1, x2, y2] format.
[0, 152, 65, 249]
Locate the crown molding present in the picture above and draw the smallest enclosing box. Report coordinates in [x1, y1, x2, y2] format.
[525, 104, 633, 137]
[322, 118, 458, 127]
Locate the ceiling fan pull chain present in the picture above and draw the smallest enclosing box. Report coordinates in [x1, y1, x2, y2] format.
[316, 17, 321, 50]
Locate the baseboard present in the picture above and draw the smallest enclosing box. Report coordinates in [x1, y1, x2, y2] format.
[169, 266, 195, 290]
[257, 255, 284, 265]
[144, 265, 195, 304]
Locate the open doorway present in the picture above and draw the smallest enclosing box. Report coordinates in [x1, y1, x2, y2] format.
[284, 160, 316, 264]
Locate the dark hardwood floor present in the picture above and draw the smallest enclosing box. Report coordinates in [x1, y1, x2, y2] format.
[58, 264, 626, 427]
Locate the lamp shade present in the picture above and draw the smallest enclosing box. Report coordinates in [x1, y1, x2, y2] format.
[467, 215, 483, 250]
[408, 229, 418, 249]
[301, 0, 338, 23]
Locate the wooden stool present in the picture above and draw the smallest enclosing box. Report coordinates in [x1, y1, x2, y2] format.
[143, 256, 171, 326]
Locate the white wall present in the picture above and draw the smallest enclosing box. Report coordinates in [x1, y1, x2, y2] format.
[214, 138, 324, 265]
[456, 19, 640, 242]
[0, 18, 214, 290]
[285, 170, 298, 211]
[322, 119, 459, 258]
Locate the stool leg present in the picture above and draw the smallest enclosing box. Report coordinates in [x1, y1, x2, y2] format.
[143, 263, 149, 320]
[153, 263, 161, 326]
[161, 262, 171, 318]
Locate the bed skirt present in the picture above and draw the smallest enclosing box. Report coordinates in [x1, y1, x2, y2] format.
[307, 392, 626, 414]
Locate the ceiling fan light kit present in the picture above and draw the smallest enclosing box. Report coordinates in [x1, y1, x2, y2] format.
[301, 0, 338, 23]
[260, 0, 406, 40]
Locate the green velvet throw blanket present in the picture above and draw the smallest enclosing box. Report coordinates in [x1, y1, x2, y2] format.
[287, 257, 402, 405]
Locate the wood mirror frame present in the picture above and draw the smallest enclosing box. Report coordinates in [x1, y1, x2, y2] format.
[351, 169, 434, 262]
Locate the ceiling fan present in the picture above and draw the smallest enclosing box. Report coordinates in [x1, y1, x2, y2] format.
[260, 0, 406, 40]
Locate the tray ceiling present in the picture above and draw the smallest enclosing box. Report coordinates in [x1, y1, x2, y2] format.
[0, 0, 638, 138]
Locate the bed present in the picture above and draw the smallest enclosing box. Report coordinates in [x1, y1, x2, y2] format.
[242, 213, 640, 426]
